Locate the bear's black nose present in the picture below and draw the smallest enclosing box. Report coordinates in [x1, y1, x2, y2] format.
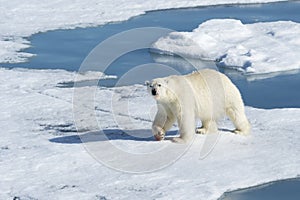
[152, 88, 157, 96]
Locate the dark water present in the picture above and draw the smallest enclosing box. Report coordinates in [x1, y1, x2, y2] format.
[219, 177, 300, 200]
[2, 1, 300, 110]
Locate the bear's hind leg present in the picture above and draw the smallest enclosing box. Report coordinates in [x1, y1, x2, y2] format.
[226, 107, 250, 135]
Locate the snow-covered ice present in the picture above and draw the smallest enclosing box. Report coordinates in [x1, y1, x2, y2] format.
[1, 67, 299, 199]
[0, 0, 287, 63]
[153, 19, 300, 75]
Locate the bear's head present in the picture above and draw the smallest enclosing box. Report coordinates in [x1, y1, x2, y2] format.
[145, 77, 176, 102]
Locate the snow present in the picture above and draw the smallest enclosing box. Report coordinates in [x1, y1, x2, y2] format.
[0, 0, 287, 63]
[153, 19, 300, 75]
[1, 67, 299, 199]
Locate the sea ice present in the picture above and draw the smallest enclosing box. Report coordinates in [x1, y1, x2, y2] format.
[153, 19, 300, 75]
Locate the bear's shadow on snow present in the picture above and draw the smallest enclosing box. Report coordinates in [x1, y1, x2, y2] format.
[49, 129, 178, 144]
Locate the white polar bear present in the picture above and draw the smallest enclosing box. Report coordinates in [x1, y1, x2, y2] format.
[146, 69, 250, 143]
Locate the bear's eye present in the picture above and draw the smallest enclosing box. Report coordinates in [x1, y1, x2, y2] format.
[158, 84, 162, 87]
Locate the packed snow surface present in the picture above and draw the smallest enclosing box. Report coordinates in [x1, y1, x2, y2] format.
[153, 19, 300, 74]
[0, 0, 287, 63]
[1, 67, 299, 199]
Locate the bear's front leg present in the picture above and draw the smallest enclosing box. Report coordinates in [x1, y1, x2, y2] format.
[152, 105, 175, 141]
[172, 137, 187, 144]
[172, 110, 195, 143]
[152, 116, 175, 141]
[195, 120, 218, 134]
[152, 125, 165, 141]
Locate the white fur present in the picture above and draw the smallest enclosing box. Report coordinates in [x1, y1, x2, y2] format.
[146, 69, 250, 143]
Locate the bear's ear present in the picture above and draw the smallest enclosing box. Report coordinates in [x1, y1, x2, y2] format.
[163, 79, 169, 84]
[145, 81, 150, 86]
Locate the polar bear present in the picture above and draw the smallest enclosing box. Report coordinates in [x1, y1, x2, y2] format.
[146, 69, 250, 143]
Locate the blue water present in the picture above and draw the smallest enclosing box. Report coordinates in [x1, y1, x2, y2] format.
[219, 178, 300, 200]
[2, 1, 300, 110]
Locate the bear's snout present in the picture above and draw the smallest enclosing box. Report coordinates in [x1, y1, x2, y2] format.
[151, 88, 157, 96]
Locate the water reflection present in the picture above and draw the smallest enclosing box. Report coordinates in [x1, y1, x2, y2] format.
[151, 52, 217, 73]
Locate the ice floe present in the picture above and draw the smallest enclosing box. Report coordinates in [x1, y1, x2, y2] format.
[153, 19, 300, 75]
